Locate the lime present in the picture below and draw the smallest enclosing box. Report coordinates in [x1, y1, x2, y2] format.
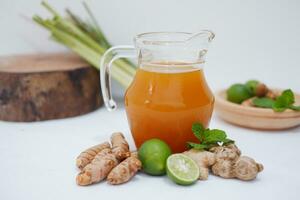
[138, 139, 172, 176]
[166, 154, 199, 185]
[245, 80, 259, 96]
[227, 83, 252, 104]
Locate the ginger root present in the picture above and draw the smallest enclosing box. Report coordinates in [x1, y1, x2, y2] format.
[209, 144, 263, 181]
[76, 142, 110, 170]
[266, 90, 279, 99]
[76, 148, 118, 185]
[241, 97, 255, 107]
[183, 149, 216, 180]
[107, 152, 141, 185]
[111, 132, 130, 161]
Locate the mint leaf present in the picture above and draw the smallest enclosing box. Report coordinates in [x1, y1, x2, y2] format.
[251, 89, 299, 112]
[222, 138, 235, 145]
[252, 97, 274, 108]
[273, 89, 295, 112]
[281, 89, 295, 105]
[272, 106, 287, 112]
[187, 142, 207, 150]
[191, 123, 205, 141]
[289, 105, 300, 111]
[188, 123, 234, 150]
[203, 129, 227, 143]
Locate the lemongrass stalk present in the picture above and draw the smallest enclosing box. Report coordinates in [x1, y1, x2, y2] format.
[55, 19, 106, 53]
[110, 66, 133, 88]
[82, 2, 111, 49]
[35, 1, 136, 88]
[35, 14, 133, 87]
[36, 14, 136, 77]
[66, 4, 136, 69]
[82, 3, 135, 71]
[54, 19, 137, 76]
[40, 3, 137, 76]
[55, 19, 137, 76]
[66, 10, 110, 50]
[50, 26, 133, 87]
[58, 20, 135, 76]
[41, 1, 59, 16]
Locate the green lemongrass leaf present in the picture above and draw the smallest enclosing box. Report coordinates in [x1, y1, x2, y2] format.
[82, 1, 101, 30]
[252, 97, 275, 108]
[33, 1, 135, 88]
[39, 2, 106, 54]
[66, 9, 109, 49]
[55, 19, 106, 54]
[82, 2, 136, 68]
[51, 27, 133, 88]
[203, 129, 227, 144]
[51, 27, 101, 67]
[55, 17, 136, 75]
[41, 1, 60, 17]
[191, 123, 205, 142]
[82, 2, 111, 48]
[32, 15, 47, 27]
[60, 14, 136, 75]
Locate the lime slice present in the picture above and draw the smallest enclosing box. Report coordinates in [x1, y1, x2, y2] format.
[166, 154, 199, 185]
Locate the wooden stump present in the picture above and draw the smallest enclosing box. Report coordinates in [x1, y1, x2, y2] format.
[0, 53, 102, 122]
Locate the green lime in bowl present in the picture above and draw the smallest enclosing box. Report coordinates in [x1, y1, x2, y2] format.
[227, 83, 252, 104]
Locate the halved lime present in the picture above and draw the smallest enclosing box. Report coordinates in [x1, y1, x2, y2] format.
[166, 154, 199, 185]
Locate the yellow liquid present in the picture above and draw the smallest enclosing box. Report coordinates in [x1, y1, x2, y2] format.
[125, 65, 214, 153]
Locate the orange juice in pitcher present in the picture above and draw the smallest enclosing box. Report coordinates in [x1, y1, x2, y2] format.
[101, 31, 215, 152]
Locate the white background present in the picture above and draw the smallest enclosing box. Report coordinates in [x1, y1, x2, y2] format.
[0, 0, 299, 91]
[0, 0, 300, 200]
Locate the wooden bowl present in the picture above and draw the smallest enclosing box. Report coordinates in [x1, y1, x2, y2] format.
[214, 90, 300, 130]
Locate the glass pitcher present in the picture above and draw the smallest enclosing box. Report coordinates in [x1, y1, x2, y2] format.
[101, 31, 215, 153]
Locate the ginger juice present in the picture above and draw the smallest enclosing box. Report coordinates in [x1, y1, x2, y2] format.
[125, 62, 214, 153]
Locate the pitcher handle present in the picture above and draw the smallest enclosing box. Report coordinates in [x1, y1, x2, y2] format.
[100, 45, 136, 111]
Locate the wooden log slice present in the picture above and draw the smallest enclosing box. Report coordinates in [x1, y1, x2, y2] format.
[0, 53, 102, 122]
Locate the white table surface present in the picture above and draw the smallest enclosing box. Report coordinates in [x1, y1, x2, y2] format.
[1, 0, 300, 199]
[1, 101, 299, 200]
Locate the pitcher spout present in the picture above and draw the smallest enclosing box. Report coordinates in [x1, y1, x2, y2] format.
[187, 30, 215, 43]
[184, 30, 215, 49]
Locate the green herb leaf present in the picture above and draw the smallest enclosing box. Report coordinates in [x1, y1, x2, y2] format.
[272, 89, 295, 112]
[188, 123, 234, 151]
[252, 97, 275, 108]
[191, 123, 205, 141]
[187, 142, 207, 150]
[251, 89, 299, 112]
[203, 129, 227, 144]
[222, 138, 235, 145]
[289, 105, 300, 111]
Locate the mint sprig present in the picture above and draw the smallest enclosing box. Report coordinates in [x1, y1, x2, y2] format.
[252, 89, 300, 112]
[187, 123, 234, 151]
[252, 97, 275, 108]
